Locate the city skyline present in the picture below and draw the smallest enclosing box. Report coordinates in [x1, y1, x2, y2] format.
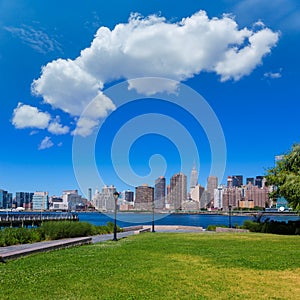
[1, 1, 300, 196]
[0, 164, 278, 212]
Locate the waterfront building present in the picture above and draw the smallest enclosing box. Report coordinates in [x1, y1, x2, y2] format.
[15, 192, 34, 209]
[0, 189, 13, 209]
[88, 188, 92, 202]
[232, 175, 243, 187]
[135, 184, 154, 211]
[154, 176, 166, 210]
[200, 190, 211, 209]
[62, 190, 84, 211]
[169, 172, 187, 210]
[243, 182, 270, 208]
[93, 185, 117, 212]
[119, 190, 134, 211]
[276, 196, 289, 210]
[182, 199, 200, 211]
[207, 176, 218, 204]
[190, 184, 204, 202]
[32, 191, 49, 210]
[165, 184, 171, 210]
[213, 186, 224, 209]
[255, 176, 264, 188]
[122, 190, 134, 202]
[190, 165, 198, 191]
[227, 176, 233, 187]
[222, 187, 242, 209]
[246, 178, 255, 185]
[49, 196, 68, 211]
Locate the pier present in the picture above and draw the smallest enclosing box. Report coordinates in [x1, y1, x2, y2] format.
[0, 212, 79, 228]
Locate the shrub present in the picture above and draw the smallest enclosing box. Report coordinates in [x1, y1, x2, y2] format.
[243, 219, 300, 235]
[206, 225, 217, 231]
[39, 221, 96, 240]
[242, 220, 262, 232]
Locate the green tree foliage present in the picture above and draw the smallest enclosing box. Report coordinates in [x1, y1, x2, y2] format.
[266, 144, 300, 210]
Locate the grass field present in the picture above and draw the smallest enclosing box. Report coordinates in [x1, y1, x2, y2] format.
[0, 232, 299, 299]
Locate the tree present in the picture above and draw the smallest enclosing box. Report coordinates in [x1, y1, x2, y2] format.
[265, 144, 300, 211]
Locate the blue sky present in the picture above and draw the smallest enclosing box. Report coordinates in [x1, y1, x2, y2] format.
[1, 0, 299, 197]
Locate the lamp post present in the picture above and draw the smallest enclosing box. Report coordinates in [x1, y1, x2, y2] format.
[152, 198, 155, 232]
[113, 191, 119, 241]
[228, 205, 232, 228]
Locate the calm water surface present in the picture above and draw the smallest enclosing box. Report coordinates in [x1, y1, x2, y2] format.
[78, 212, 294, 229]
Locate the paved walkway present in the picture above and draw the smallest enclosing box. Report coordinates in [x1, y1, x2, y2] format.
[0, 225, 204, 262]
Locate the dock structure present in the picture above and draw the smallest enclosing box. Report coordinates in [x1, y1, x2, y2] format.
[0, 212, 79, 228]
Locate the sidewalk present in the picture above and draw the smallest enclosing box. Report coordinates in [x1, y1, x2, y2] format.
[0, 225, 203, 262]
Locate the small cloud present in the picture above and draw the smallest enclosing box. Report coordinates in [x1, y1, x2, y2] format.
[38, 136, 54, 150]
[29, 130, 39, 136]
[264, 69, 282, 79]
[4, 24, 62, 54]
[12, 103, 50, 129]
[57, 142, 63, 147]
[48, 117, 69, 135]
[72, 117, 99, 137]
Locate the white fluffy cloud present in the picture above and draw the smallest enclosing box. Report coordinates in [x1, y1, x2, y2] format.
[71, 117, 99, 137]
[48, 117, 70, 135]
[38, 136, 54, 150]
[32, 11, 278, 99]
[16, 10, 279, 137]
[12, 103, 51, 129]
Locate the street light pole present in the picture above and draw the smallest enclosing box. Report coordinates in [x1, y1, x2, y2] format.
[113, 192, 119, 241]
[152, 198, 155, 232]
[228, 205, 232, 228]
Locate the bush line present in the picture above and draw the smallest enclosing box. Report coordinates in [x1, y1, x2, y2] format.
[0, 221, 122, 247]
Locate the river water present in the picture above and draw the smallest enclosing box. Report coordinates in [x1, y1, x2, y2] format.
[77, 212, 299, 229]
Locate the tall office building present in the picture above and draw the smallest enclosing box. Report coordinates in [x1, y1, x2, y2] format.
[62, 190, 83, 211]
[15, 192, 34, 209]
[49, 196, 68, 211]
[214, 186, 224, 209]
[154, 176, 166, 209]
[227, 176, 233, 187]
[190, 184, 204, 202]
[123, 190, 134, 202]
[255, 176, 264, 188]
[135, 184, 154, 211]
[88, 188, 92, 202]
[32, 191, 49, 210]
[232, 175, 243, 187]
[246, 178, 255, 185]
[190, 165, 198, 191]
[243, 182, 270, 208]
[222, 187, 242, 209]
[170, 172, 187, 210]
[0, 189, 12, 209]
[93, 185, 117, 212]
[207, 176, 218, 203]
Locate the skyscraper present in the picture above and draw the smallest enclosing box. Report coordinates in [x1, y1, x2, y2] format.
[93, 185, 117, 211]
[246, 178, 255, 185]
[155, 176, 166, 209]
[135, 184, 154, 211]
[170, 172, 187, 210]
[0, 189, 12, 209]
[190, 165, 198, 191]
[232, 175, 243, 187]
[255, 176, 264, 188]
[32, 191, 49, 210]
[207, 176, 218, 202]
[15, 192, 33, 209]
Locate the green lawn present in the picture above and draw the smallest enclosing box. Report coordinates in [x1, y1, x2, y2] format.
[1, 232, 299, 299]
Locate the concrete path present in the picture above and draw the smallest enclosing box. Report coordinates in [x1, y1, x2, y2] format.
[0, 225, 204, 262]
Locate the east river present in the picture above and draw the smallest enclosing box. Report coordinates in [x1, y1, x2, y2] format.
[77, 212, 299, 229]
